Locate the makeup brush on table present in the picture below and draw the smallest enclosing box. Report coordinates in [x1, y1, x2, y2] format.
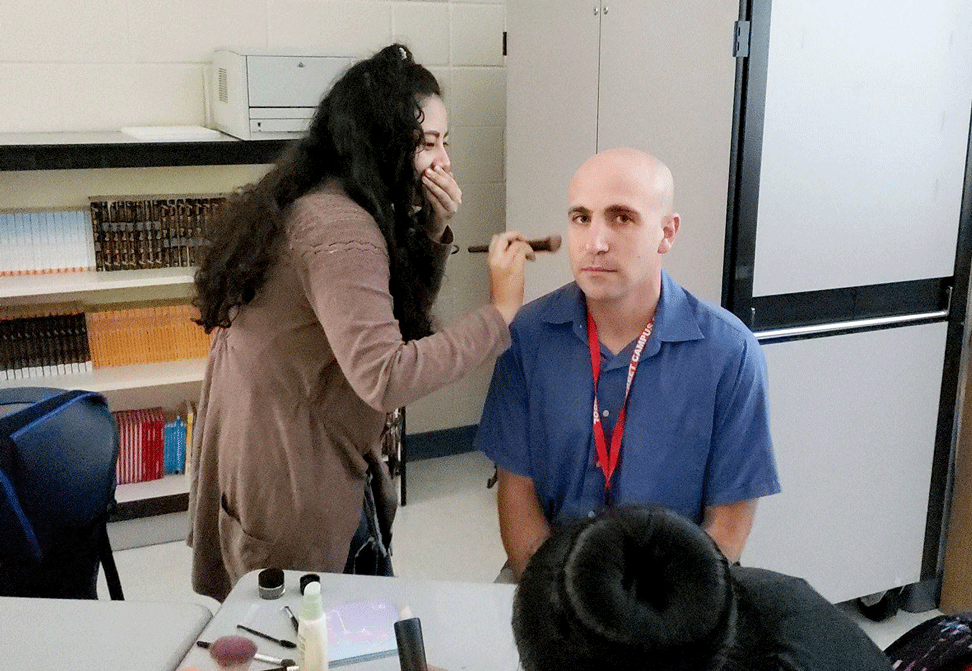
[236, 624, 296, 648]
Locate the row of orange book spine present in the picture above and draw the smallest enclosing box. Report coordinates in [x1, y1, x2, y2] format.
[85, 304, 211, 368]
[1, 303, 210, 380]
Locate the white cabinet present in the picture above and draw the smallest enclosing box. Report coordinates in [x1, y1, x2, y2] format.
[506, 0, 738, 303]
[747, 324, 947, 603]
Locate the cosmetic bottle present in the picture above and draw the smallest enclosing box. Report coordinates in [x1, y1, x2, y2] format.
[297, 580, 328, 671]
[394, 617, 429, 671]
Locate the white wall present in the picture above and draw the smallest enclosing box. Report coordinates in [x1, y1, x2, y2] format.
[0, 0, 506, 433]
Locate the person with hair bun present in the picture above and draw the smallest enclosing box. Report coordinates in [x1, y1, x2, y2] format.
[513, 506, 892, 671]
[187, 43, 535, 601]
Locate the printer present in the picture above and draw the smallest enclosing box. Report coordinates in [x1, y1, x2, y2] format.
[210, 49, 355, 140]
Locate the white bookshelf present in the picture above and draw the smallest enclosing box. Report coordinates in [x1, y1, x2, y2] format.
[0, 267, 196, 300]
[115, 473, 189, 504]
[0, 359, 205, 392]
[0, 136, 279, 522]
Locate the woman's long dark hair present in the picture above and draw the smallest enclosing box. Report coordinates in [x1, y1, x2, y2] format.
[194, 43, 442, 341]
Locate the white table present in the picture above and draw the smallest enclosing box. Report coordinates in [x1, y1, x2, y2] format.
[177, 570, 520, 671]
[0, 596, 212, 670]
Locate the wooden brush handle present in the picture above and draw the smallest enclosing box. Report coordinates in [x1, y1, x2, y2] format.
[467, 234, 561, 253]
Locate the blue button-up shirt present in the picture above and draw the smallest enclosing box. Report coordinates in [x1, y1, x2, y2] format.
[475, 271, 780, 526]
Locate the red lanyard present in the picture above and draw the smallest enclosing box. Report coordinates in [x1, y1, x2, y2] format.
[587, 311, 654, 493]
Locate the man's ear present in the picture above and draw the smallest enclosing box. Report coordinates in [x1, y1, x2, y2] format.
[658, 213, 680, 254]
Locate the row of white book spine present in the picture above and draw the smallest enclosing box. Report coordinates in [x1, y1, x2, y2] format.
[0, 210, 97, 275]
[2, 361, 94, 382]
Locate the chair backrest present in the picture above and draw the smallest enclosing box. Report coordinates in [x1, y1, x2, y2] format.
[0, 387, 122, 599]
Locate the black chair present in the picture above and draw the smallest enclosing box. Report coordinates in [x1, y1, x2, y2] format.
[0, 387, 123, 599]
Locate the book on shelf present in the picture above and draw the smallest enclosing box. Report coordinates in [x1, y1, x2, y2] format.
[0, 208, 96, 275]
[0, 301, 209, 381]
[85, 301, 211, 369]
[114, 407, 164, 485]
[163, 415, 187, 475]
[184, 400, 195, 478]
[89, 193, 226, 272]
[0, 307, 91, 381]
[2, 194, 225, 276]
[114, 406, 194, 485]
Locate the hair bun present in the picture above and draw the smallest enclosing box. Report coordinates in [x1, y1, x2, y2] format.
[514, 506, 736, 671]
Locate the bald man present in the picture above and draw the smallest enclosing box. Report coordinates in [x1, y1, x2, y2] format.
[475, 149, 780, 580]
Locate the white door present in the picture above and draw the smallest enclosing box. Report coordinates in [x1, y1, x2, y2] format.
[596, 0, 738, 302]
[507, 0, 738, 303]
[506, 0, 600, 301]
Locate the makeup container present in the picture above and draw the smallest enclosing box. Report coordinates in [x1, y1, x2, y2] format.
[299, 573, 321, 595]
[259, 568, 285, 599]
[297, 581, 328, 671]
[394, 617, 429, 671]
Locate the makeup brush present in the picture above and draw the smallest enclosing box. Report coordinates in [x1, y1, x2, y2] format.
[467, 234, 561, 254]
[196, 640, 293, 666]
[196, 637, 297, 671]
[236, 624, 297, 648]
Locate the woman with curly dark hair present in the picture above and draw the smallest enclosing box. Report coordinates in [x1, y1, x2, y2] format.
[187, 44, 535, 601]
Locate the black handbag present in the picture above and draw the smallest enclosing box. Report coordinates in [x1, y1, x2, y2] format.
[884, 612, 972, 671]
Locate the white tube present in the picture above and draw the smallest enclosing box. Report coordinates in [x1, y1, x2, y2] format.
[297, 581, 329, 671]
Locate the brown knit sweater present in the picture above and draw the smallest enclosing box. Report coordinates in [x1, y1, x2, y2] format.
[187, 185, 510, 601]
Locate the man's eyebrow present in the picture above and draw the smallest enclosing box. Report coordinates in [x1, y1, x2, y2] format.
[423, 130, 447, 138]
[568, 205, 591, 215]
[604, 204, 638, 216]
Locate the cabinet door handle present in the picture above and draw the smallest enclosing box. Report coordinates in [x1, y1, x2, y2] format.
[594, 6, 599, 14]
[602, 5, 609, 14]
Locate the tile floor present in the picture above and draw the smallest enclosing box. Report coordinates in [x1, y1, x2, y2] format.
[101, 450, 942, 653]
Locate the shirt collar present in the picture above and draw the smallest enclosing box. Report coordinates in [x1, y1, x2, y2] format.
[653, 270, 705, 344]
[540, 282, 587, 327]
[540, 271, 704, 351]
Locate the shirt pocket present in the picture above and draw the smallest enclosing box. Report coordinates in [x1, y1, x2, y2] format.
[619, 400, 713, 519]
